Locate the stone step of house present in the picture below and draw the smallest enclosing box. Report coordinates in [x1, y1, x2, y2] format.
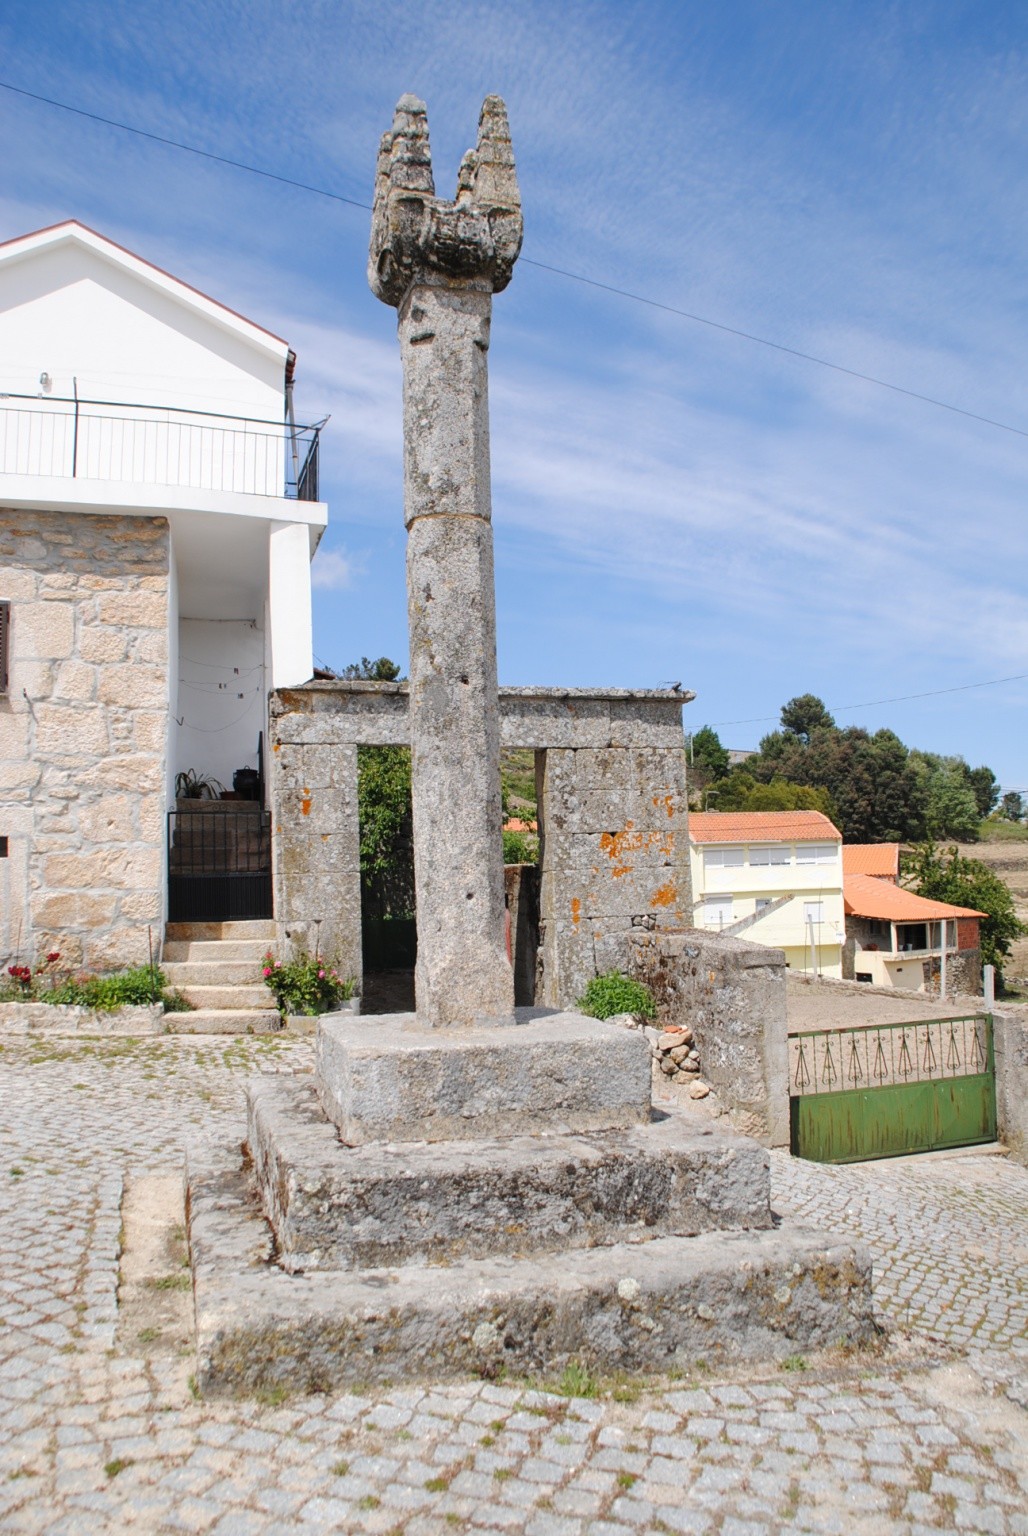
[163, 960, 264, 988]
[164, 921, 277, 943]
[247, 1076, 772, 1274]
[163, 939, 270, 963]
[170, 1009, 282, 1035]
[187, 1139, 875, 1397]
[178, 985, 272, 1011]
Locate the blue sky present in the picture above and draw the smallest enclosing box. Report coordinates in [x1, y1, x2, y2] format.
[1, 0, 1026, 787]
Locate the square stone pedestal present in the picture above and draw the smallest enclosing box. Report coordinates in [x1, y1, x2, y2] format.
[315, 1008, 652, 1145]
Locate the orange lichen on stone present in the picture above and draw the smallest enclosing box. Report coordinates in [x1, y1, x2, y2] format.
[301, 790, 312, 816]
[570, 897, 581, 926]
[651, 793, 675, 819]
[651, 883, 678, 908]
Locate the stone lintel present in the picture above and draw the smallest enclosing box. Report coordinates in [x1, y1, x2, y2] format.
[314, 1009, 652, 1146]
[270, 683, 693, 751]
[188, 1142, 876, 1398]
[247, 1076, 772, 1271]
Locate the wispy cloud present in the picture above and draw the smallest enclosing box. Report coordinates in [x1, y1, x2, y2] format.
[311, 546, 357, 591]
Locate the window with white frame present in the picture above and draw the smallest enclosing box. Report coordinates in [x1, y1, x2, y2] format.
[795, 843, 838, 865]
[703, 895, 734, 928]
[703, 846, 744, 871]
[804, 901, 825, 925]
[748, 844, 791, 866]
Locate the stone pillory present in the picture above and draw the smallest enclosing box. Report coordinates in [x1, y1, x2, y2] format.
[368, 95, 523, 1028]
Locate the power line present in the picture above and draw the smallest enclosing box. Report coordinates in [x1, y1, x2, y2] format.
[2, 77, 1027, 442]
[710, 672, 1028, 729]
[0, 79, 373, 212]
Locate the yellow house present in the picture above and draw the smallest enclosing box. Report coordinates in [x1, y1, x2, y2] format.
[689, 810, 845, 978]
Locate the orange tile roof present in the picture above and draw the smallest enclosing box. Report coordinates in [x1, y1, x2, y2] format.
[689, 810, 841, 844]
[843, 843, 900, 878]
[503, 817, 537, 834]
[844, 873, 985, 922]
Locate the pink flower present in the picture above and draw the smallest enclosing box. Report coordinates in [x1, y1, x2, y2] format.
[318, 969, 325, 979]
[263, 967, 272, 977]
[275, 961, 282, 969]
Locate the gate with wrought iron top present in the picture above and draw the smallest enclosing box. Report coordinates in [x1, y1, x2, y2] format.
[789, 1014, 996, 1163]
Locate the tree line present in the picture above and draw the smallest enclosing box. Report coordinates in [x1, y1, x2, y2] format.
[689, 694, 1000, 844]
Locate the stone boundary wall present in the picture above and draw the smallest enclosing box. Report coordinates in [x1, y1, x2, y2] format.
[0, 1002, 165, 1034]
[0, 509, 170, 971]
[629, 928, 789, 1147]
[268, 682, 692, 1004]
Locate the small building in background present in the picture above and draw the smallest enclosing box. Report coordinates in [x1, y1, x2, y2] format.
[688, 810, 845, 978]
[842, 872, 983, 994]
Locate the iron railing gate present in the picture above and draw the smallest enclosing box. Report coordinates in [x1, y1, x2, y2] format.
[167, 809, 272, 922]
[789, 1014, 996, 1164]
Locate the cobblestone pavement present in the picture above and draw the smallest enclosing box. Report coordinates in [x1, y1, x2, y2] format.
[0, 1031, 1025, 1535]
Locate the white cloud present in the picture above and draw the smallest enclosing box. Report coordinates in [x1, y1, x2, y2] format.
[311, 547, 355, 591]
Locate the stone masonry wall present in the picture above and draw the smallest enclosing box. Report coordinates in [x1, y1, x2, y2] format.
[268, 683, 692, 1003]
[629, 928, 789, 1146]
[0, 510, 170, 970]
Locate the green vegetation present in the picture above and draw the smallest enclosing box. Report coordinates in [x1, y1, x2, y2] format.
[906, 843, 1026, 973]
[261, 948, 356, 1017]
[502, 828, 538, 865]
[690, 696, 999, 843]
[0, 956, 189, 1013]
[577, 971, 656, 1021]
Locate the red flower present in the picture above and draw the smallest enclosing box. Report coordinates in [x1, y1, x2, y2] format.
[46, 952, 60, 964]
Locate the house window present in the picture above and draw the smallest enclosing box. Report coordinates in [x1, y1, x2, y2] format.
[0, 601, 9, 695]
[0, 836, 7, 858]
[855, 972, 873, 984]
[795, 842, 837, 865]
[703, 846, 744, 871]
[703, 895, 733, 928]
[749, 844, 790, 866]
[755, 898, 773, 912]
[804, 901, 824, 925]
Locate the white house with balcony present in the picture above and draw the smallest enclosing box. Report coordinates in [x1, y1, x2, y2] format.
[689, 810, 845, 977]
[0, 220, 327, 972]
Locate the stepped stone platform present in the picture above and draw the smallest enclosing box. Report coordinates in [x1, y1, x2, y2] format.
[186, 1008, 875, 1397]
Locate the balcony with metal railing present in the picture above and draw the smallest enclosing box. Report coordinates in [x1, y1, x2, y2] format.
[0, 393, 323, 502]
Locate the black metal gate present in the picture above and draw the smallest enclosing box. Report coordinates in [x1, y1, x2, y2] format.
[167, 808, 272, 922]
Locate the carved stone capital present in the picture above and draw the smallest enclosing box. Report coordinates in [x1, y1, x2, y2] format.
[368, 94, 523, 308]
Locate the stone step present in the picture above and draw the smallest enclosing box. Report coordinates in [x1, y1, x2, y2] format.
[164, 961, 263, 987]
[170, 1009, 281, 1035]
[163, 940, 271, 963]
[317, 1009, 652, 1146]
[187, 1140, 875, 1398]
[179, 985, 272, 1010]
[165, 921, 277, 943]
[248, 1077, 772, 1273]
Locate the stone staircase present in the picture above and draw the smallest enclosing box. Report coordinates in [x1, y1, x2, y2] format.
[162, 921, 281, 1033]
[187, 1008, 875, 1396]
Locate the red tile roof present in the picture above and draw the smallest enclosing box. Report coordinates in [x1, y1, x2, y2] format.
[843, 844, 901, 879]
[844, 873, 984, 922]
[689, 810, 841, 844]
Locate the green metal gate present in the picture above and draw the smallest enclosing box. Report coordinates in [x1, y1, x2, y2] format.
[789, 1014, 997, 1164]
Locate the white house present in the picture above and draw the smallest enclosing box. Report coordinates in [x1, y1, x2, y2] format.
[0, 221, 327, 969]
[689, 810, 845, 977]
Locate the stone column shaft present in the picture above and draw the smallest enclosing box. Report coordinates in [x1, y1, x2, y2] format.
[400, 281, 513, 1025]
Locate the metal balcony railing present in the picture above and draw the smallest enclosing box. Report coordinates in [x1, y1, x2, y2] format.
[0, 393, 323, 501]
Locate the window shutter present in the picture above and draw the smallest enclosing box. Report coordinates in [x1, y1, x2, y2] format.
[0, 602, 9, 695]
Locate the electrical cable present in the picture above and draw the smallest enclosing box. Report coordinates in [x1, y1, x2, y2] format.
[709, 672, 1028, 729]
[2, 77, 1026, 441]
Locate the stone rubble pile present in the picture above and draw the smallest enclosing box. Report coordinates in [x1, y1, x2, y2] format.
[612, 1014, 711, 1099]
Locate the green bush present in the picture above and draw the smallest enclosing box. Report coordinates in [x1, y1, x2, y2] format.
[577, 970, 656, 1021]
[262, 949, 357, 1017]
[0, 957, 180, 1012]
[502, 829, 538, 865]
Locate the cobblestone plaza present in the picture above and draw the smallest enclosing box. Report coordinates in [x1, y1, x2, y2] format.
[1, 1032, 1025, 1534]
